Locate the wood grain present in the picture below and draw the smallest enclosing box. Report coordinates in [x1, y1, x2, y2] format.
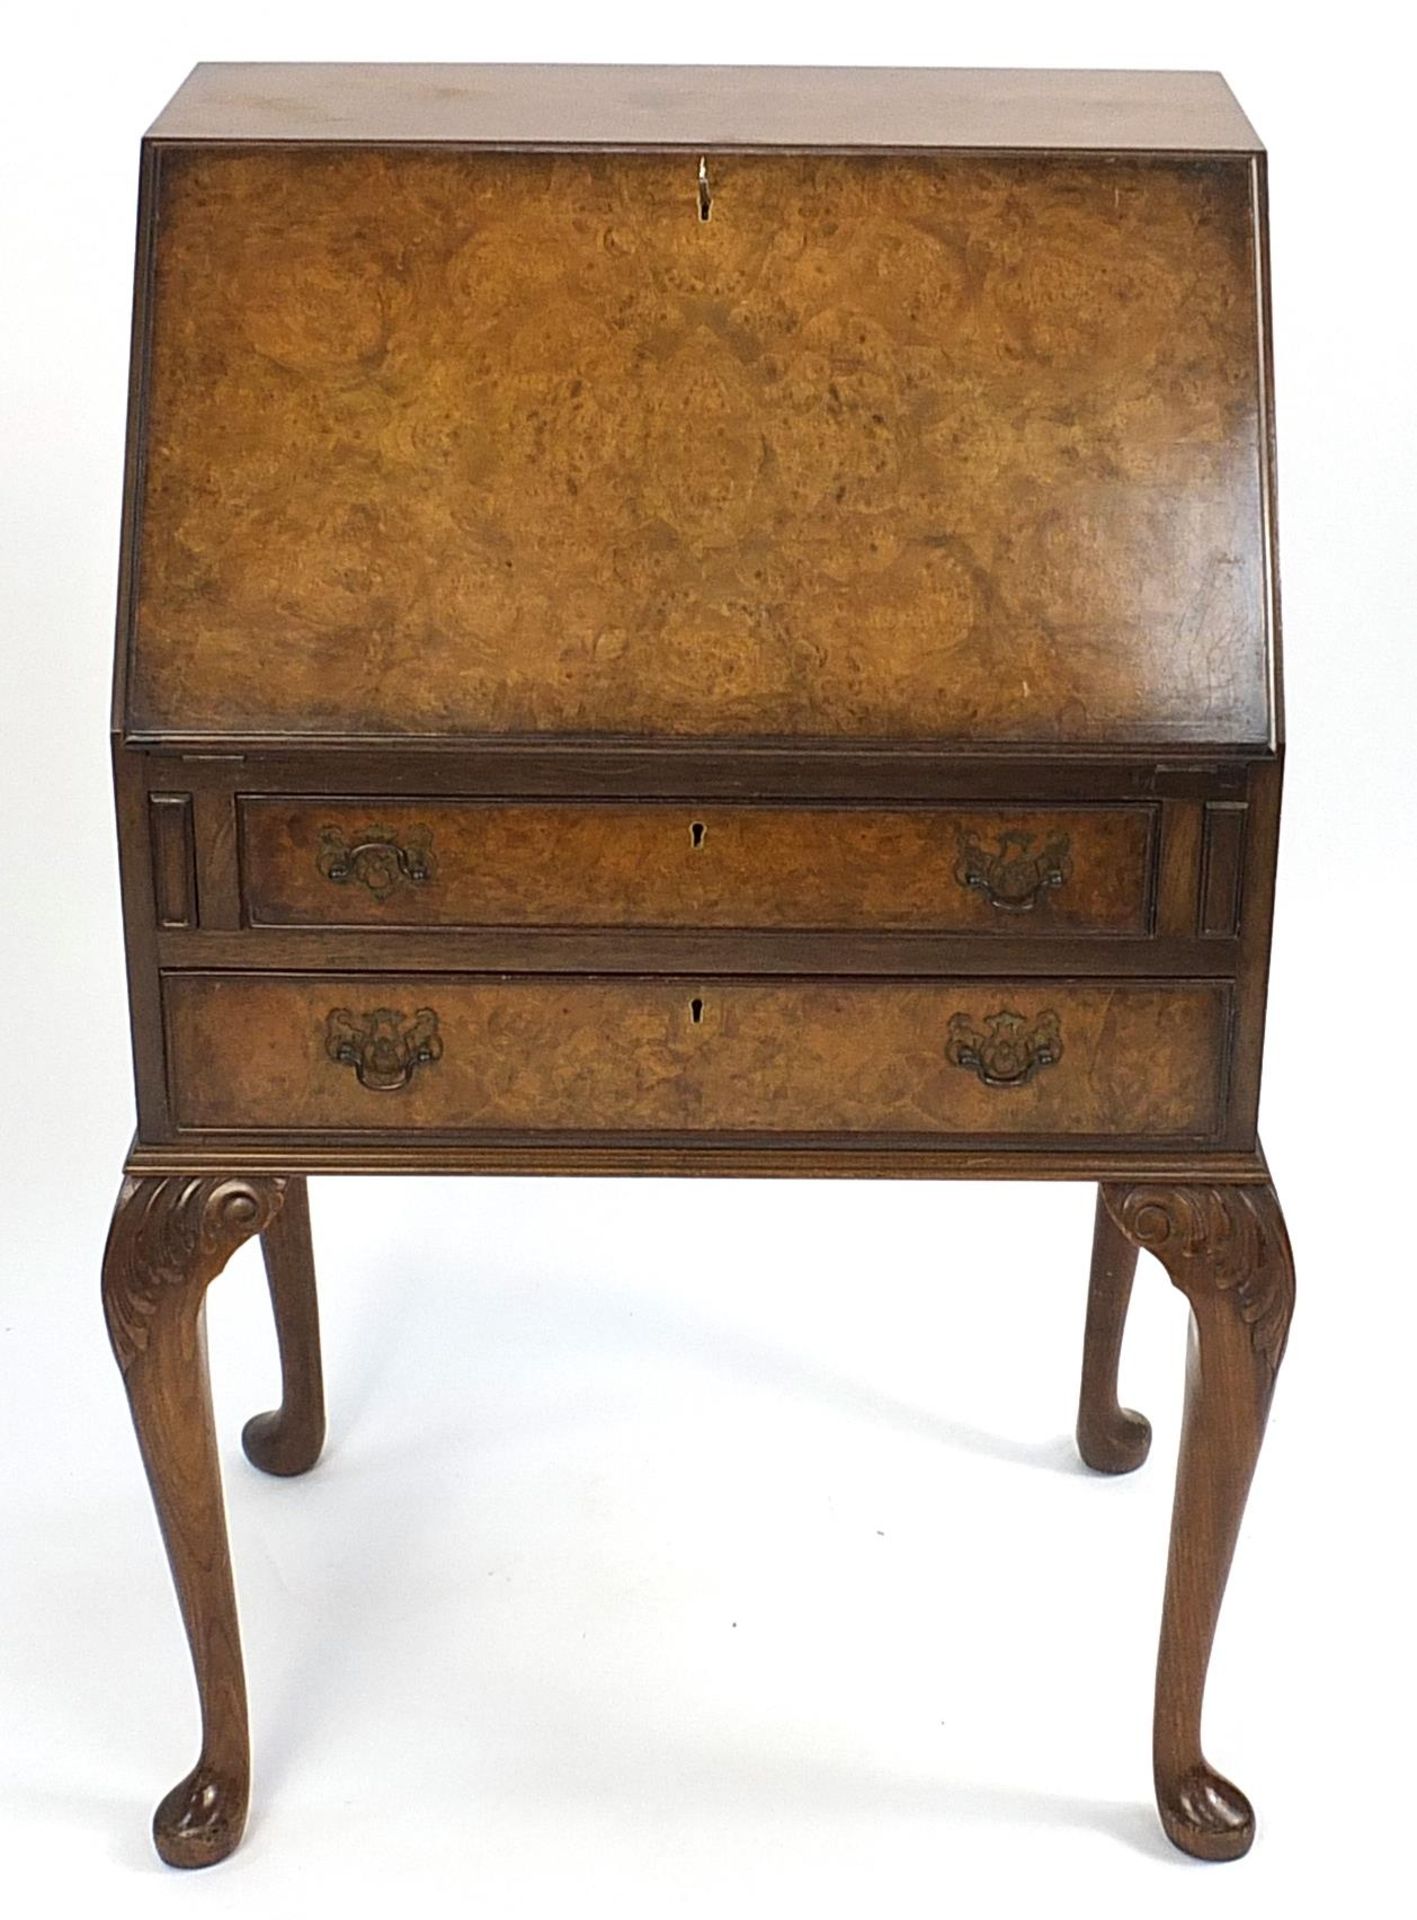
[147, 793, 195, 929]
[121, 1137, 1273, 1183]
[1200, 800, 1248, 937]
[1076, 1185, 1150, 1472]
[156, 927, 1234, 981]
[162, 973, 1229, 1139]
[240, 799, 1156, 934]
[242, 1175, 326, 1477]
[104, 63, 1291, 1873]
[102, 1173, 285, 1868]
[148, 64, 1264, 152]
[128, 147, 1268, 748]
[1154, 799, 1204, 936]
[1103, 1180, 1293, 1861]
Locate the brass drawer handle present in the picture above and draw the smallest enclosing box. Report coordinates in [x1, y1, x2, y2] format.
[317, 826, 434, 901]
[946, 1009, 1062, 1088]
[324, 1007, 442, 1091]
[955, 829, 1071, 912]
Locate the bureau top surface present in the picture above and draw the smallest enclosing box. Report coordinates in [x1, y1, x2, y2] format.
[148, 63, 1262, 153]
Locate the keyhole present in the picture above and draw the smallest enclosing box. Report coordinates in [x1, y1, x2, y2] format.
[690, 820, 706, 849]
[690, 997, 704, 1025]
[697, 157, 712, 222]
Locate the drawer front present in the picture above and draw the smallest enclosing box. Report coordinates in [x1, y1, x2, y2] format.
[164, 975, 1227, 1139]
[240, 800, 1156, 935]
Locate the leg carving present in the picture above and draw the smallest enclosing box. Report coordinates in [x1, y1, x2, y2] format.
[1103, 1180, 1294, 1863]
[242, 1176, 326, 1477]
[103, 1173, 286, 1869]
[1076, 1185, 1151, 1473]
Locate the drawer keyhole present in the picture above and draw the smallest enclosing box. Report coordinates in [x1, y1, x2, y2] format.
[690, 820, 706, 849]
[690, 996, 705, 1025]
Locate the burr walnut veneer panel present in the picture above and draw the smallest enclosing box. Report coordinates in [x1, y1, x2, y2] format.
[163, 974, 1228, 1139]
[239, 799, 1157, 933]
[128, 147, 1269, 747]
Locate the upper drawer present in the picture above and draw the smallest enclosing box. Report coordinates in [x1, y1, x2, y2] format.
[123, 146, 1271, 750]
[240, 798, 1157, 934]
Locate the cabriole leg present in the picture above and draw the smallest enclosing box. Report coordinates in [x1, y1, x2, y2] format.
[1076, 1184, 1151, 1473]
[243, 1175, 326, 1477]
[103, 1173, 286, 1868]
[1103, 1180, 1294, 1862]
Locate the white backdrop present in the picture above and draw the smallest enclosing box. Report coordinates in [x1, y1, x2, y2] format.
[2, 6, 1413, 1915]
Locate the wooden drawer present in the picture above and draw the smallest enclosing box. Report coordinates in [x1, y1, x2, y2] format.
[239, 800, 1157, 935]
[163, 974, 1227, 1140]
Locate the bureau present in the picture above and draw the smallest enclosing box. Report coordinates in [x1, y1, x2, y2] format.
[105, 63, 1294, 1869]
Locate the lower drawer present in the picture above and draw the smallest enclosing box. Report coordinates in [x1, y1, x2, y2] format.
[163, 974, 1229, 1140]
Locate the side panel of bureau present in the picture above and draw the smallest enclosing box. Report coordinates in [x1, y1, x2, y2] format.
[162, 973, 1230, 1141]
[239, 798, 1157, 934]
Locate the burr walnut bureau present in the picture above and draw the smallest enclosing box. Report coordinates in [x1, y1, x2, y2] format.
[106, 64, 1294, 1868]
